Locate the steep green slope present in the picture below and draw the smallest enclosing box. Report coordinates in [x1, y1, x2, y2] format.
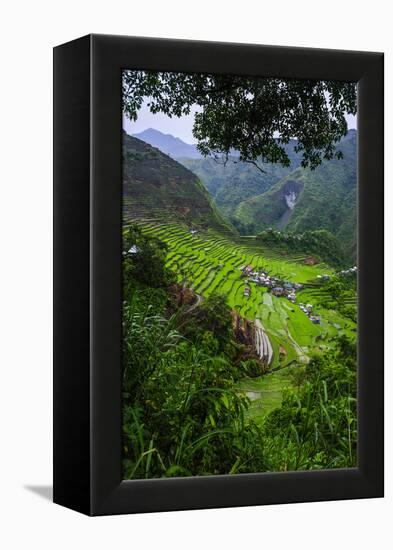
[235, 130, 357, 258]
[122, 132, 232, 231]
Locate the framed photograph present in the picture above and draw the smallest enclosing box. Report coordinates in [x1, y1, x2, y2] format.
[53, 34, 384, 515]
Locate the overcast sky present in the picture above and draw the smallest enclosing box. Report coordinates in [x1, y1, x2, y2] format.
[123, 100, 357, 144]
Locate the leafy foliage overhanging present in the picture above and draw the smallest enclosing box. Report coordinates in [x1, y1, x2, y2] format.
[122, 71, 357, 171]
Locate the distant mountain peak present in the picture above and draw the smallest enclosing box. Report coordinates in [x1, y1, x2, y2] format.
[343, 128, 357, 141]
[132, 128, 202, 159]
[135, 127, 194, 144]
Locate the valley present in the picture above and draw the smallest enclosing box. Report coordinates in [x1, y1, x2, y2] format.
[121, 71, 358, 478]
[140, 127, 357, 261]
[122, 130, 357, 421]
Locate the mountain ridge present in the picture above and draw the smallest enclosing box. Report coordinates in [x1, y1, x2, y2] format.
[132, 128, 202, 159]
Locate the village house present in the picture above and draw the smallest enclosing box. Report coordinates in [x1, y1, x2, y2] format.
[297, 302, 322, 323]
[340, 266, 357, 276]
[127, 244, 140, 255]
[318, 274, 330, 281]
[244, 287, 251, 297]
[310, 315, 321, 324]
[271, 287, 284, 297]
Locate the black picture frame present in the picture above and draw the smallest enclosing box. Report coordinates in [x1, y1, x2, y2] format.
[53, 34, 384, 516]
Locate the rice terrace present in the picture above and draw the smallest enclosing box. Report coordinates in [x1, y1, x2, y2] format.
[121, 68, 358, 478]
[123, 217, 356, 417]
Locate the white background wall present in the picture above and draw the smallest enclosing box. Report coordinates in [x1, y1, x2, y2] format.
[0, 1, 390, 548]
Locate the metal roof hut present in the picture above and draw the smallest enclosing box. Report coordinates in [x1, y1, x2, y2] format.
[127, 244, 141, 255]
[272, 287, 284, 297]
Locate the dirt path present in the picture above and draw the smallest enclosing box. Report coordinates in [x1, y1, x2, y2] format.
[185, 293, 203, 314]
[286, 327, 309, 364]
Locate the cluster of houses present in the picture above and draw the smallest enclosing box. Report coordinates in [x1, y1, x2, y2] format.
[123, 244, 141, 256]
[317, 274, 331, 281]
[240, 264, 321, 324]
[298, 303, 321, 324]
[339, 265, 357, 276]
[270, 284, 299, 302]
[240, 264, 303, 303]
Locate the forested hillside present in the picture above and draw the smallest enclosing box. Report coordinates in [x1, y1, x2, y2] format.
[180, 141, 301, 230]
[235, 130, 357, 259]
